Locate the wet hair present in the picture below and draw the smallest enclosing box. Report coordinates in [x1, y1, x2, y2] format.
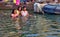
[17, 6, 22, 11]
[23, 6, 27, 10]
[12, 9, 15, 14]
[23, 6, 26, 8]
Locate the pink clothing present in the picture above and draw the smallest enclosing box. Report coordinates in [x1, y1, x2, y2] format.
[21, 11, 28, 17]
[16, 0, 20, 5]
[11, 14, 18, 18]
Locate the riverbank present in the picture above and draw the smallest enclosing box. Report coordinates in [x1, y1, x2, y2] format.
[0, 2, 34, 10]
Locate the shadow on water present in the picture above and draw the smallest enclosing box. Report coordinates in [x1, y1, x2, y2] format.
[0, 10, 60, 37]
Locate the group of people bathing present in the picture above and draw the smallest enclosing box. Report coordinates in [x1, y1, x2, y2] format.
[11, 6, 30, 18]
[11, 6, 32, 30]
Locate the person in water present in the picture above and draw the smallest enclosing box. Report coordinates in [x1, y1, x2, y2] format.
[17, 6, 22, 16]
[21, 6, 29, 17]
[11, 9, 19, 18]
[11, 10, 21, 31]
[11, 6, 22, 18]
[21, 6, 32, 24]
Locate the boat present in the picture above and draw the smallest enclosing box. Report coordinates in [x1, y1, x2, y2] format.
[34, 3, 60, 14]
[42, 4, 60, 14]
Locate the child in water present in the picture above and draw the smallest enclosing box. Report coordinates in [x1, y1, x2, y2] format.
[11, 6, 22, 18]
[21, 6, 29, 17]
[11, 9, 19, 18]
[21, 6, 32, 23]
[17, 6, 22, 16]
[11, 9, 21, 30]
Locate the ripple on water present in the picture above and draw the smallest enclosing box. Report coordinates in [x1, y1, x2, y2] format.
[0, 10, 60, 37]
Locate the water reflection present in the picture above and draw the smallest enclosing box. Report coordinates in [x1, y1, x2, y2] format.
[13, 17, 21, 30]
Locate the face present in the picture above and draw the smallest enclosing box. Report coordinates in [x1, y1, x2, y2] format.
[24, 7, 26, 11]
[19, 7, 21, 11]
[14, 10, 17, 14]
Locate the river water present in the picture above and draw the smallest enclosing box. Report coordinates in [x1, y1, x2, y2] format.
[0, 10, 60, 37]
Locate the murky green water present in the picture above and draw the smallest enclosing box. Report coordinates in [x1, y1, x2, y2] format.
[0, 10, 60, 37]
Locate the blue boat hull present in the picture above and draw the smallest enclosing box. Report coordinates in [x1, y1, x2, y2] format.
[42, 4, 60, 14]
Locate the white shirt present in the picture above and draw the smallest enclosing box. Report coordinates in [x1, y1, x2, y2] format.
[21, 11, 28, 16]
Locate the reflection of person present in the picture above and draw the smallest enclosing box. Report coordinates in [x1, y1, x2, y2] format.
[15, 18, 21, 30]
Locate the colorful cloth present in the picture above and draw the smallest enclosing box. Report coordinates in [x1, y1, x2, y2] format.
[13, 0, 16, 3]
[16, 0, 20, 5]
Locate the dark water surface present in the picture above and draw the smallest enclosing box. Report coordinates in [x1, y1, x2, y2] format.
[0, 10, 60, 37]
